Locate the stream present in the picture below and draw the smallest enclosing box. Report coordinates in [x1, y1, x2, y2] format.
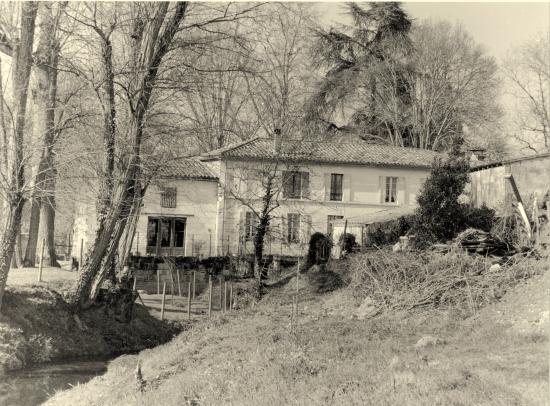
[0, 359, 109, 406]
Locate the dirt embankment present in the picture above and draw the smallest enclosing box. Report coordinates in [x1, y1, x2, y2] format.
[0, 285, 183, 375]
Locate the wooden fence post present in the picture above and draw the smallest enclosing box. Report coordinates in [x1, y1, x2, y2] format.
[219, 276, 223, 311]
[38, 238, 45, 282]
[176, 269, 182, 297]
[157, 269, 160, 295]
[160, 282, 166, 320]
[192, 271, 196, 301]
[229, 283, 233, 313]
[79, 238, 84, 270]
[169, 270, 175, 305]
[208, 276, 212, 318]
[187, 282, 192, 320]
[223, 282, 227, 313]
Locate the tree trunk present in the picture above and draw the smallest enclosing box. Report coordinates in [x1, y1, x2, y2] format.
[11, 230, 23, 269]
[253, 175, 274, 293]
[39, 167, 60, 267]
[0, 2, 38, 312]
[32, 2, 65, 268]
[23, 166, 44, 267]
[253, 219, 268, 281]
[94, 34, 117, 283]
[68, 2, 188, 312]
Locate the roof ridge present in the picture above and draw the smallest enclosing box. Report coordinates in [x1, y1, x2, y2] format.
[254, 137, 439, 152]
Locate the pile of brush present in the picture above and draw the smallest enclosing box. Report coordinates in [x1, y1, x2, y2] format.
[454, 228, 511, 256]
[349, 248, 543, 317]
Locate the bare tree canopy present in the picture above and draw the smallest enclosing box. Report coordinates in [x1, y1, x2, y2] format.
[502, 32, 550, 153]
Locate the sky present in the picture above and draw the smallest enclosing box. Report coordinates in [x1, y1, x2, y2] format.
[316, 2, 549, 60]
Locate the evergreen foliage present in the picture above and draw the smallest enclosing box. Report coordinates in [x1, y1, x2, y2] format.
[411, 140, 495, 246]
[306, 232, 333, 268]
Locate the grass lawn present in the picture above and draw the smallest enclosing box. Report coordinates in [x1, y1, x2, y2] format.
[7, 263, 76, 289]
[44, 269, 549, 406]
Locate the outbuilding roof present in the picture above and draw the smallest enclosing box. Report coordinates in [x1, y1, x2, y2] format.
[201, 137, 442, 169]
[332, 206, 417, 226]
[469, 152, 550, 172]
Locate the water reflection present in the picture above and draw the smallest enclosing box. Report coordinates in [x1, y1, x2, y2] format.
[0, 360, 108, 406]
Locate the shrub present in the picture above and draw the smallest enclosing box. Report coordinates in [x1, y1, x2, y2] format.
[410, 143, 470, 247]
[306, 233, 332, 268]
[339, 233, 359, 253]
[464, 204, 495, 231]
[364, 215, 415, 247]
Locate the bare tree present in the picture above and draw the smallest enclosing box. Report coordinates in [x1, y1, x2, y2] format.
[221, 3, 315, 289]
[175, 38, 259, 152]
[0, 2, 38, 312]
[502, 32, 550, 153]
[406, 21, 501, 151]
[22, 2, 69, 267]
[68, 2, 188, 311]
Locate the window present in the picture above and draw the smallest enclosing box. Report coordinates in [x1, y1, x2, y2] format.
[160, 187, 176, 208]
[283, 171, 309, 199]
[174, 219, 186, 247]
[146, 217, 186, 253]
[327, 215, 344, 238]
[287, 213, 300, 243]
[330, 174, 343, 201]
[385, 177, 398, 203]
[244, 212, 258, 241]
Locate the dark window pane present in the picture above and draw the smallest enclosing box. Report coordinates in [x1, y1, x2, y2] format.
[160, 219, 171, 247]
[384, 177, 398, 203]
[330, 174, 343, 201]
[147, 218, 158, 247]
[174, 219, 185, 247]
[283, 171, 304, 199]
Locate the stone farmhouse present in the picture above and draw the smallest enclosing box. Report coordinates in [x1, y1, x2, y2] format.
[73, 137, 441, 260]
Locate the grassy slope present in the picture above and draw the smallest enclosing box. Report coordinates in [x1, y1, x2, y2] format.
[45, 269, 548, 406]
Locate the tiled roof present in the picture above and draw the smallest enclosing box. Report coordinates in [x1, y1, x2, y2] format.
[470, 152, 550, 172]
[201, 137, 442, 169]
[332, 206, 416, 226]
[149, 157, 217, 180]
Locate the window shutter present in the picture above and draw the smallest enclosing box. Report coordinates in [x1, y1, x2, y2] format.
[398, 177, 408, 205]
[343, 174, 352, 202]
[301, 172, 310, 199]
[301, 214, 312, 244]
[324, 173, 331, 201]
[282, 214, 288, 244]
[379, 176, 385, 203]
[282, 171, 291, 199]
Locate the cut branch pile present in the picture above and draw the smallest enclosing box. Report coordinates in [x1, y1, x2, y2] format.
[453, 228, 510, 256]
[349, 248, 544, 317]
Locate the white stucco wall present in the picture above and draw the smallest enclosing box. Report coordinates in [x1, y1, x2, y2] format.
[215, 159, 430, 257]
[132, 179, 219, 257]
